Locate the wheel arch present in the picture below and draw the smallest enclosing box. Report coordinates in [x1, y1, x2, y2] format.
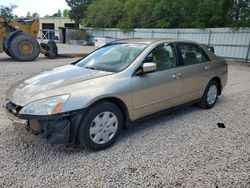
[210, 76, 222, 95]
[86, 97, 130, 129]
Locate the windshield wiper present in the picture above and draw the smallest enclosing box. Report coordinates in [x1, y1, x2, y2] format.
[84, 66, 114, 73]
[84, 66, 97, 70]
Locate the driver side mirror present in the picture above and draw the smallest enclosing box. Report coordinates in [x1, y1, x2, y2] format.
[138, 62, 157, 74]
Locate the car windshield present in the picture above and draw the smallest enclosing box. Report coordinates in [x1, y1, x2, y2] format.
[76, 43, 147, 72]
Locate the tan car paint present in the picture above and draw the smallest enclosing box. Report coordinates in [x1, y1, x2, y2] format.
[131, 67, 183, 119]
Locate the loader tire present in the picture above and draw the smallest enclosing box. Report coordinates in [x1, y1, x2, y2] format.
[9, 34, 40, 61]
[44, 40, 58, 58]
[5, 49, 12, 58]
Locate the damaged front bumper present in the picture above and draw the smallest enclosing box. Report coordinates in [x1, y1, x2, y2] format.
[27, 118, 72, 144]
[4, 100, 84, 144]
[5, 108, 28, 126]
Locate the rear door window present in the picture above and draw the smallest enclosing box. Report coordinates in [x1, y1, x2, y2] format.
[177, 43, 209, 66]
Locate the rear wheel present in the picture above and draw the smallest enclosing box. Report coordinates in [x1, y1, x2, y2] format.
[8, 34, 40, 61]
[198, 80, 219, 109]
[44, 40, 58, 58]
[77, 102, 123, 150]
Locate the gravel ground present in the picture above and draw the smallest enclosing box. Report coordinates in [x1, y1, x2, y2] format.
[0, 45, 249, 187]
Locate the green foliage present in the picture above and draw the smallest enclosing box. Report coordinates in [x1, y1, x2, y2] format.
[193, 0, 233, 28]
[153, 0, 186, 28]
[63, 9, 69, 17]
[44, 10, 63, 18]
[0, 5, 17, 18]
[32, 12, 39, 18]
[66, 0, 93, 24]
[26, 11, 31, 18]
[52, 10, 62, 17]
[86, 0, 124, 28]
[58, 10, 62, 17]
[26, 11, 39, 18]
[66, 0, 250, 28]
[117, 0, 156, 30]
[230, 0, 250, 27]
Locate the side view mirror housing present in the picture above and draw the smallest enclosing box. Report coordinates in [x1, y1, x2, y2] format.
[137, 62, 157, 75]
[143, 62, 157, 73]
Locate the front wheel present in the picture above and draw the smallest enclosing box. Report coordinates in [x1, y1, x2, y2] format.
[77, 102, 123, 150]
[4, 49, 12, 58]
[198, 80, 219, 109]
[8, 34, 40, 61]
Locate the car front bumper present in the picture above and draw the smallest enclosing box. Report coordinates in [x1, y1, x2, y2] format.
[4, 100, 84, 144]
[5, 108, 28, 126]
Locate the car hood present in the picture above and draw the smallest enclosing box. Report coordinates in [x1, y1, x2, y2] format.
[6, 64, 113, 106]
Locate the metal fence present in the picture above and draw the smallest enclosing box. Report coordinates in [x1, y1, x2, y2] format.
[39, 29, 60, 42]
[86, 28, 250, 62]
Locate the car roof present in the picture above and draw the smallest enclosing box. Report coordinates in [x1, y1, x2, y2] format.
[111, 38, 219, 60]
[112, 38, 200, 45]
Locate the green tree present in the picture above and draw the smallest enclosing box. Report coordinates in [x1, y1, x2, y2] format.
[153, 0, 185, 28]
[66, 0, 93, 24]
[57, 9, 62, 17]
[117, 0, 156, 30]
[0, 5, 17, 18]
[230, 0, 250, 27]
[86, 0, 124, 28]
[26, 11, 31, 17]
[63, 9, 69, 17]
[32, 12, 39, 18]
[192, 0, 232, 28]
[81, 0, 250, 29]
[52, 10, 62, 17]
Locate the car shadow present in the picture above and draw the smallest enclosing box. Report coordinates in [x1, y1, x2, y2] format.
[118, 104, 198, 142]
[0, 56, 54, 63]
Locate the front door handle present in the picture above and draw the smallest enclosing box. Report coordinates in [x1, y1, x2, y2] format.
[172, 73, 182, 79]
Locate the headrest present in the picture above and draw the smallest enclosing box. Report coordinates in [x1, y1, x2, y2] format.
[185, 52, 196, 59]
[154, 47, 170, 59]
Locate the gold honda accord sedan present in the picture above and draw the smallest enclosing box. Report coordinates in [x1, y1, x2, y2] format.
[4, 39, 228, 150]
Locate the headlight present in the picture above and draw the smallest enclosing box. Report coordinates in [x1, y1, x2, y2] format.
[19, 94, 70, 115]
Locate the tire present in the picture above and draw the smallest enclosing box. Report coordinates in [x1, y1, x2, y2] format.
[5, 49, 12, 58]
[198, 80, 219, 109]
[4, 31, 22, 50]
[8, 34, 40, 61]
[77, 102, 123, 150]
[44, 40, 58, 58]
[4, 32, 22, 58]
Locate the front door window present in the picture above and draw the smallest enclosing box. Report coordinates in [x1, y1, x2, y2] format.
[145, 44, 177, 71]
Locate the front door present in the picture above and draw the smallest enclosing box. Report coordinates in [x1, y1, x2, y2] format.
[131, 43, 183, 120]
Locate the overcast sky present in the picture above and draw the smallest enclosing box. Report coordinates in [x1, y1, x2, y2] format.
[1, 0, 70, 17]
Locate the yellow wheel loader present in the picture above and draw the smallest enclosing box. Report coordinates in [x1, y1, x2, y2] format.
[0, 16, 58, 61]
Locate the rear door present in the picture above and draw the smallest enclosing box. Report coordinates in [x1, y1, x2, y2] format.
[175, 42, 214, 102]
[131, 43, 184, 119]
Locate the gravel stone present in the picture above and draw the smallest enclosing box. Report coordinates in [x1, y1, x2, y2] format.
[0, 45, 249, 187]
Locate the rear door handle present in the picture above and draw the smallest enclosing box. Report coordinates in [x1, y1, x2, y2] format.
[172, 73, 182, 79]
[205, 66, 211, 70]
